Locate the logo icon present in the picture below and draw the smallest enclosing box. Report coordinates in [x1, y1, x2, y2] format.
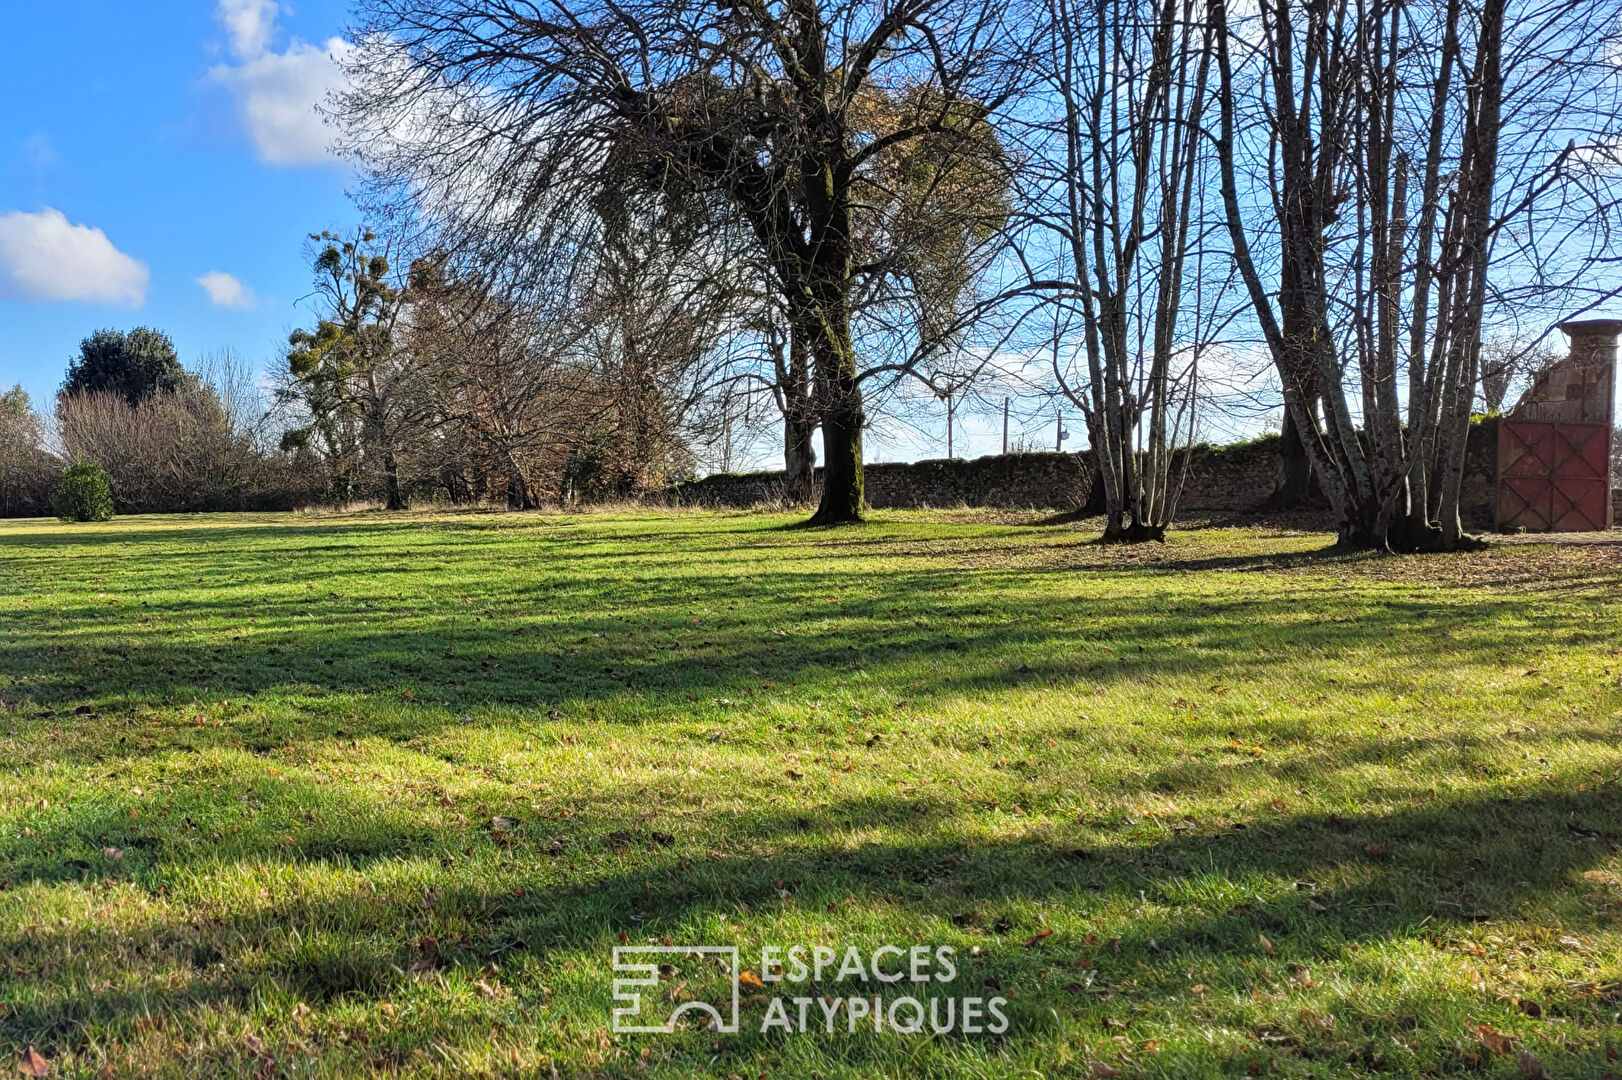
[612, 945, 740, 1034]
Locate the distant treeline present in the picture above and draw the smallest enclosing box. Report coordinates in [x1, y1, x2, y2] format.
[0, 307, 709, 518]
[0, 329, 324, 518]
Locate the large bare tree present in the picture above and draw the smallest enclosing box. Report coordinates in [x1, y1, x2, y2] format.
[404, 256, 597, 507]
[337, 0, 1025, 524]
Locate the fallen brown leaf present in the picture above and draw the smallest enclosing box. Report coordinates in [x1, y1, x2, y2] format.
[17, 1047, 48, 1077]
[1477, 1023, 1516, 1055]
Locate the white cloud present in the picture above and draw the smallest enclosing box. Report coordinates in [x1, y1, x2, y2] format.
[197, 270, 257, 310]
[211, 1, 353, 167]
[0, 208, 148, 308]
[219, 0, 279, 60]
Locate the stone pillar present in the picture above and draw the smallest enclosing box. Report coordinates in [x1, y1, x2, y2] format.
[1557, 320, 1618, 530]
[1552, 319, 1621, 425]
[1589, 319, 1622, 525]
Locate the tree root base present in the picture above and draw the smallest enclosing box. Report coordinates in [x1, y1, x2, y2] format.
[1097, 522, 1168, 544]
[803, 508, 864, 528]
[1337, 519, 1491, 553]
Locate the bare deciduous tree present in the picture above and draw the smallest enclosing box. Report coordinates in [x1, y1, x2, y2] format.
[574, 198, 748, 498]
[1013, 0, 1231, 540]
[1209, 0, 1622, 549]
[338, 0, 1026, 524]
[405, 257, 595, 507]
[0, 387, 57, 517]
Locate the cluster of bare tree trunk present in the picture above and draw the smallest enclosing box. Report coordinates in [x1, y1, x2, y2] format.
[1014, 0, 1622, 548]
[1011, 0, 1229, 541]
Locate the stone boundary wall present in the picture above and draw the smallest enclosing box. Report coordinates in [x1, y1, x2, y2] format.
[864, 452, 1095, 509]
[670, 417, 1508, 527]
[666, 451, 1095, 511]
[1174, 438, 1287, 512]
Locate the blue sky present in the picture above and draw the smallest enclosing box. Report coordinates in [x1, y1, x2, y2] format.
[0, 0, 358, 408]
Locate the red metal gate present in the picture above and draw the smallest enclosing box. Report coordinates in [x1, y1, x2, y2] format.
[1496, 420, 1612, 532]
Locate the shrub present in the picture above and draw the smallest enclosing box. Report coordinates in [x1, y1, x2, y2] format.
[53, 460, 114, 522]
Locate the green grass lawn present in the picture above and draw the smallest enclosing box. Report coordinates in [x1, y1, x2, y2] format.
[1, 508, 1620, 1078]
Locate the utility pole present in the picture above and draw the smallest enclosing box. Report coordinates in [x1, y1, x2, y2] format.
[946, 394, 954, 459]
[1055, 409, 1064, 452]
[1001, 397, 1009, 455]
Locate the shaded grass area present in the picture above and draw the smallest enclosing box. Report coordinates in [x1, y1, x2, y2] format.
[0, 508, 1621, 1078]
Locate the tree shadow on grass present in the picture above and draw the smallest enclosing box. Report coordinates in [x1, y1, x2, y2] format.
[1, 783, 1620, 1073]
[2, 546, 1614, 773]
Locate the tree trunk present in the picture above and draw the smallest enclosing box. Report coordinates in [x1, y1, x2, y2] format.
[810, 351, 863, 524]
[507, 467, 537, 510]
[331, 466, 354, 507]
[384, 448, 407, 510]
[784, 417, 817, 503]
[782, 328, 817, 503]
[1270, 407, 1315, 508]
[802, 170, 863, 525]
[1438, 0, 1504, 546]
